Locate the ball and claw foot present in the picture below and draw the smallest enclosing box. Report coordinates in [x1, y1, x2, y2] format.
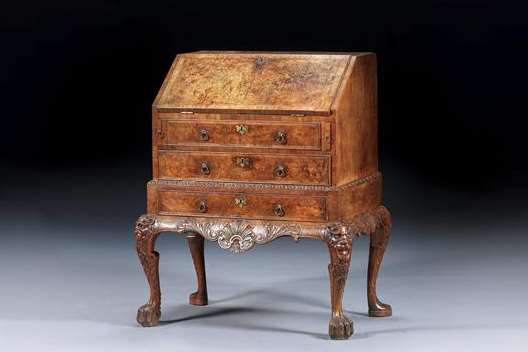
[137, 303, 161, 327]
[328, 315, 354, 340]
[368, 300, 392, 317]
[188, 291, 208, 306]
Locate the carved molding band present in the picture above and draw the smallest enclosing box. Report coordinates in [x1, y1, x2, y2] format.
[148, 172, 381, 192]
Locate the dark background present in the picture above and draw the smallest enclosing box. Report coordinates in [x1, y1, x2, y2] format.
[2, 0, 527, 225]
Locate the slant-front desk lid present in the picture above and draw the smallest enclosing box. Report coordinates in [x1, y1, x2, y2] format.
[154, 52, 368, 116]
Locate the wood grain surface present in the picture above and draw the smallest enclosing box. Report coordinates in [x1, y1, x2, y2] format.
[154, 52, 351, 114]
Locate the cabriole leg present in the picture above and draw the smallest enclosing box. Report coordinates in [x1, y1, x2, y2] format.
[135, 215, 162, 327]
[187, 234, 208, 306]
[325, 224, 354, 340]
[367, 207, 392, 317]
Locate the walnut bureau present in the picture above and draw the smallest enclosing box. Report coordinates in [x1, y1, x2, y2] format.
[134, 51, 392, 339]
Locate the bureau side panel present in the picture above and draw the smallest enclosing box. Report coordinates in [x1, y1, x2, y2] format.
[152, 108, 161, 179]
[337, 173, 382, 221]
[333, 54, 378, 186]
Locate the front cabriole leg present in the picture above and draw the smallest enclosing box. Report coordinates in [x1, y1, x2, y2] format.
[367, 206, 392, 317]
[324, 224, 354, 340]
[135, 215, 162, 327]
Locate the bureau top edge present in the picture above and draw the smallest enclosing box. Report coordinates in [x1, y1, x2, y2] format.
[186, 51, 375, 56]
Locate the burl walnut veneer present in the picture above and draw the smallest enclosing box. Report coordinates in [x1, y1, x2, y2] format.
[135, 51, 392, 339]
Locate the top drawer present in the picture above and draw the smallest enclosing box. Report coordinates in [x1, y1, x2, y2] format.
[159, 119, 329, 151]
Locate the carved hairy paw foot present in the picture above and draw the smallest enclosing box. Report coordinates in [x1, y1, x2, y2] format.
[189, 291, 208, 306]
[137, 303, 161, 327]
[368, 300, 392, 317]
[328, 315, 353, 340]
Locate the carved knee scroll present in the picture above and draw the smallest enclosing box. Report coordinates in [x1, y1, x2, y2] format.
[324, 224, 354, 340]
[135, 215, 162, 327]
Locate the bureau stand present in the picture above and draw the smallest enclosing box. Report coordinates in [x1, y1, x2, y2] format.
[135, 52, 392, 339]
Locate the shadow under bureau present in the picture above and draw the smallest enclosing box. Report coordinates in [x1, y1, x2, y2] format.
[134, 51, 392, 339]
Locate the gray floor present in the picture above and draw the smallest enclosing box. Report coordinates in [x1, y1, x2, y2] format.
[1, 215, 527, 351]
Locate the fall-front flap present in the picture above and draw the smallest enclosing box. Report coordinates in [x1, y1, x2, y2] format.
[154, 52, 354, 115]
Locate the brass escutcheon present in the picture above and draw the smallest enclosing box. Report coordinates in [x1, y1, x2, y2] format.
[235, 124, 249, 135]
[234, 196, 247, 207]
[235, 156, 252, 168]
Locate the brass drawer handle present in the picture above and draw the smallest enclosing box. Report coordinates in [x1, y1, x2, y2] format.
[197, 200, 208, 213]
[273, 203, 285, 217]
[274, 164, 287, 178]
[274, 130, 287, 144]
[235, 156, 252, 169]
[200, 161, 211, 175]
[234, 196, 247, 207]
[235, 124, 249, 135]
[199, 129, 209, 141]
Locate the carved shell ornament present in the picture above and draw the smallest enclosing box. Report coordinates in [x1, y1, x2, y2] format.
[176, 219, 302, 253]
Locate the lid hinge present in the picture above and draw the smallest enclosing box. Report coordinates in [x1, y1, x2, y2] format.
[290, 113, 305, 117]
[179, 111, 194, 114]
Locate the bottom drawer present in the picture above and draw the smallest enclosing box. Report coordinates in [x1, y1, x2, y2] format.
[157, 190, 327, 222]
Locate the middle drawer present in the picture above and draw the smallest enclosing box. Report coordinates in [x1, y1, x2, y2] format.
[158, 151, 331, 185]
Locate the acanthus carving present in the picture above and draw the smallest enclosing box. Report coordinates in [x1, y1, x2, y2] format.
[262, 223, 302, 242]
[343, 205, 391, 238]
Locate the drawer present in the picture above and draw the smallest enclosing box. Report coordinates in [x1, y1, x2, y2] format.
[161, 120, 327, 150]
[158, 151, 330, 185]
[157, 190, 327, 221]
